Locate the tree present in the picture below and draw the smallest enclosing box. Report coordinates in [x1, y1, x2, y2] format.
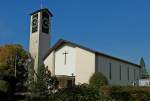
[140, 57, 149, 78]
[0, 44, 30, 91]
[89, 72, 108, 89]
[26, 64, 58, 101]
[0, 80, 10, 93]
[0, 75, 17, 101]
[0, 44, 27, 69]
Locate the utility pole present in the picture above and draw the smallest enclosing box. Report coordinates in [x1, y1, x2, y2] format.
[14, 49, 17, 77]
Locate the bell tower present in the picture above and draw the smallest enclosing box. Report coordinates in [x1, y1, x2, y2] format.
[29, 8, 53, 73]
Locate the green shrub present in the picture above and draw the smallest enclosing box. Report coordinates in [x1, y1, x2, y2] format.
[89, 72, 108, 89]
[101, 86, 150, 101]
[51, 84, 113, 101]
[0, 80, 10, 93]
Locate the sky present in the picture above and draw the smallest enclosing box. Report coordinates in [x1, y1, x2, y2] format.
[0, 0, 150, 72]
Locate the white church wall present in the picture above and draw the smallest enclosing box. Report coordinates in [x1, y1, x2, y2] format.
[55, 44, 76, 76]
[96, 55, 140, 85]
[75, 47, 95, 85]
[44, 51, 55, 75]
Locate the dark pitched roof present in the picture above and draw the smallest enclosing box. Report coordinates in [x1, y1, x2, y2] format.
[43, 39, 141, 68]
[30, 8, 53, 17]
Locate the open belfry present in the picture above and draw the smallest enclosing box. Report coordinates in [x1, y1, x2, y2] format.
[29, 8, 145, 88]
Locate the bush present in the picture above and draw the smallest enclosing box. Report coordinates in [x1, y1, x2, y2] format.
[0, 80, 14, 101]
[0, 75, 17, 101]
[0, 80, 10, 93]
[101, 86, 150, 101]
[51, 84, 113, 101]
[89, 72, 108, 89]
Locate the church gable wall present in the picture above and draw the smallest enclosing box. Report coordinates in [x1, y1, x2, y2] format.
[55, 44, 76, 76]
[75, 47, 95, 85]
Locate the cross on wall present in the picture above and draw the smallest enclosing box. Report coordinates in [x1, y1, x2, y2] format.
[63, 51, 68, 65]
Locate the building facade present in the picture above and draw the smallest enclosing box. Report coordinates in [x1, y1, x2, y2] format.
[44, 40, 141, 87]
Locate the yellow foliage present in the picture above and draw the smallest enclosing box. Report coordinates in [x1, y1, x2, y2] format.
[0, 44, 27, 70]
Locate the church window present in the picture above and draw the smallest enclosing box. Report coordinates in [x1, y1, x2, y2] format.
[127, 67, 129, 80]
[109, 63, 112, 80]
[134, 69, 136, 80]
[120, 65, 122, 80]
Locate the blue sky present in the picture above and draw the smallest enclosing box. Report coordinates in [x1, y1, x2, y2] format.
[0, 0, 150, 72]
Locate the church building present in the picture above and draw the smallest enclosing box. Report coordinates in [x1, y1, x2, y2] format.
[29, 9, 141, 88]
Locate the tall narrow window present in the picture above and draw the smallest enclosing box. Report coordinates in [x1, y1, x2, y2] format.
[120, 65, 121, 80]
[32, 14, 38, 33]
[127, 67, 129, 80]
[134, 69, 136, 80]
[109, 63, 112, 80]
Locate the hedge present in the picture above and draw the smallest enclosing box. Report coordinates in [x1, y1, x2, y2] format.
[101, 86, 150, 101]
[49, 84, 114, 101]
[0, 80, 10, 93]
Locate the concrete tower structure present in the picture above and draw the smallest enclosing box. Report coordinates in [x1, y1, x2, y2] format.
[29, 9, 53, 73]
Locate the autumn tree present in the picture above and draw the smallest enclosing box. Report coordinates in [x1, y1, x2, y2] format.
[0, 44, 30, 91]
